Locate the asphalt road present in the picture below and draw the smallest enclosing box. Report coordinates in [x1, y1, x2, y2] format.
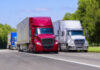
[0, 50, 100, 70]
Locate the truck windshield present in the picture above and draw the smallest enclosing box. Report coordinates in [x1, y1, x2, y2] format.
[71, 30, 83, 36]
[12, 37, 16, 41]
[36, 28, 53, 35]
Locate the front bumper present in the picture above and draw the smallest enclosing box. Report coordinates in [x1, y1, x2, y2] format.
[68, 46, 88, 50]
[35, 43, 58, 52]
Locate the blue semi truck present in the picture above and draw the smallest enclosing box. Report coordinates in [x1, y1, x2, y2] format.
[7, 32, 17, 49]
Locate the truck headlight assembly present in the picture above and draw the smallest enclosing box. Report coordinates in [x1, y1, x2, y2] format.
[15, 42, 17, 45]
[36, 42, 41, 46]
[55, 41, 58, 44]
[84, 40, 88, 46]
[68, 40, 75, 46]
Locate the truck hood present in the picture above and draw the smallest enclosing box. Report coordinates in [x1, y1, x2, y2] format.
[38, 34, 55, 39]
[71, 35, 85, 40]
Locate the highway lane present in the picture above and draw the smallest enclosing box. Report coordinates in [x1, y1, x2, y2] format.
[0, 50, 100, 70]
[36, 52, 100, 67]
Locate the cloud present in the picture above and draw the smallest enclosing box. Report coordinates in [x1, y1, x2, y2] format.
[23, 6, 76, 13]
[58, 6, 77, 13]
[35, 8, 49, 12]
[23, 8, 49, 13]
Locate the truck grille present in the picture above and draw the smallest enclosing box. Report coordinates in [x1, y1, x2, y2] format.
[74, 39, 85, 46]
[42, 38, 54, 49]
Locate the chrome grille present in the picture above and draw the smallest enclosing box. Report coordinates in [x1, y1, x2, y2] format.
[42, 38, 54, 49]
[74, 39, 85, 46]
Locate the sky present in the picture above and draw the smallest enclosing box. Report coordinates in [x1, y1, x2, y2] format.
[0, 0, 78, 28]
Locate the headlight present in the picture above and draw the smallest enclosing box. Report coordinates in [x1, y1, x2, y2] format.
[84, 40, 88, 46]
[55, 41, 58, 44]
[68, 40, 75, 46]
[36, 42, 41, 46]
[15, 42, 17, 44]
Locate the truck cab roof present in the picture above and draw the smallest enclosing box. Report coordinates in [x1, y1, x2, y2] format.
[29, 17, 53, 27]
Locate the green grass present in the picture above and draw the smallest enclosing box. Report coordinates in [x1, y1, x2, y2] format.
[88, 47, 100, 52]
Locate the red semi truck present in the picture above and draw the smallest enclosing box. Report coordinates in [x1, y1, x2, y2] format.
[17, 17, 58, 53]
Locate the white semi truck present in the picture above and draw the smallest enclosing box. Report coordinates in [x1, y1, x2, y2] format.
[53, 20, 88, 52]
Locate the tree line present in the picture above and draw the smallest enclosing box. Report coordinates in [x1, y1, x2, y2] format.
[0, 24, 16, 49]
[63, 0, 100, 45]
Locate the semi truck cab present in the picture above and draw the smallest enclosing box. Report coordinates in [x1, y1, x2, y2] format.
[7, 32, 17, 50]
[53, 20, 88, 52]
[66, 30, 88, 51]
[33, 27, 58, 52]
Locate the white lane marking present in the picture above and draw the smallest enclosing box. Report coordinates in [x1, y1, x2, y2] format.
[33, 54, 100, 69]
[0, 50, 18, 53]
[0, 50, 10, 52]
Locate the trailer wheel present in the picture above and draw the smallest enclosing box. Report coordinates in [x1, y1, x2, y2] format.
[8, 45, 10, 49]
[27, 46, 31, 53]
[9, 45, 12, 50]
[18, 45, 20, 51]
[18, 45, 23, 52]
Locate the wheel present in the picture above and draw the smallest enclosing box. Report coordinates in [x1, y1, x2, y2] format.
[66, 44, 69, 52]
[84, 50, 88, 52]
[9, 45, 12, 50]
[8, 45, 10, 49]
[18, 45, 23, 52]
[27, 46, 30, 53]
[73, 50, 78, 52]
[54, 51, 58, 54]
[33, 45, 36, 53]
[59, 43, 62, 51]
[28, 43, 36, 53]
[7, 45, 9, 49]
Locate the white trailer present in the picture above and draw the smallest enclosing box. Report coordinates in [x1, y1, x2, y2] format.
[17, 18, 30, 44]
[17, 18, 30, 51]
[53, 20, 88, 52]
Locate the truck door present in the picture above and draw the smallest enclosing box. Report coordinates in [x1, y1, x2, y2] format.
[59, 30, 66, 44]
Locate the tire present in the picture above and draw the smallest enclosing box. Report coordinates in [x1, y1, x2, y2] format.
[28, 43, 36, 53]
[9, 45, 12, 50]
[54, 51, 58, 54]
[18, 45, 23, 52]
[84, 50, 88, 52]
[8, 45, 10, 49]
[7, 45, 9, 49]
[33, 45, 36, 53]
[66, 44, 69, 52]
[26, 44, 30, 53]
[59, 44, 62, 51]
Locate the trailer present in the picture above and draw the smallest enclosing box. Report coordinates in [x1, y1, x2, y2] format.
[7, 32, 17, 49]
